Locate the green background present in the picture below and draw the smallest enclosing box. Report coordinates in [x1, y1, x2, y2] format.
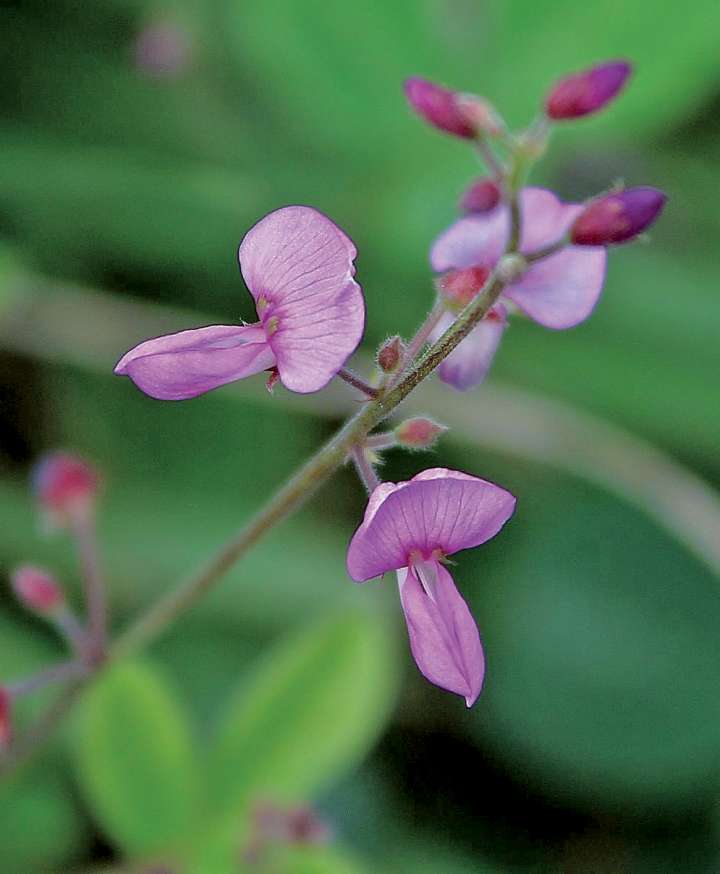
[1, 1, 719, 871]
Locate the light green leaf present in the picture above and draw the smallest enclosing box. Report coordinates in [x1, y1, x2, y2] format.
[207, 611, 398, 818]
[73, 659, 197, 856]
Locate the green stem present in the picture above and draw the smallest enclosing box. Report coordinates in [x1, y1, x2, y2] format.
[350, 445, 381, 493]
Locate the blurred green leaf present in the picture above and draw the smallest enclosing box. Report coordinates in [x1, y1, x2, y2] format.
[207, 611, 398, 818]
[73, 659, 198, 857]
[252, 844, 369, 874]
[0, 759, 89, 873]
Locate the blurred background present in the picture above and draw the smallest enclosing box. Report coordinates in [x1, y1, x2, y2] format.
[1, 1, 720, 872]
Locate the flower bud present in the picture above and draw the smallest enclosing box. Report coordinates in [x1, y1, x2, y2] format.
[395, 417, 447, 450]
[459, 178, 502, 214]
[32, 451, 100, 527]
[11, 565, 65, 615]
[0, 687, 11, 750]
[438, 266, 490, 308]
[377, 336, 405, 373]
[404, 78, 475, 139]
[545, 61, 632, 120]
[454, 93, 505, 138]
[570, 187, 667, 246]
[134, 20, 193, 78]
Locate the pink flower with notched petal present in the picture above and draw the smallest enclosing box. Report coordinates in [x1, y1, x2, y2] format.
[347, 468, 516, 706]
[429, 187, 606, 390]
[115, 206, 365, 399]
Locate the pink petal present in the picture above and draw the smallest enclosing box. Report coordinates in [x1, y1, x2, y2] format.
[114, 324, 275, 400]
[398, 563, 484, 706]
[431, 307, 507, 391]
[238, 206, 365, 393]
[430, 210, 507, 273]
[505, 247, 606, 328]
[346, 468, 516, 581]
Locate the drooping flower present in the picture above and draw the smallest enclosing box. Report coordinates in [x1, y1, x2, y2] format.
[545, 61, 632, 120]
[115, 206, 365, 399]
[347, 468, 516, 706]
[429, 187, 607, 390]
[571, 187, 667, 246]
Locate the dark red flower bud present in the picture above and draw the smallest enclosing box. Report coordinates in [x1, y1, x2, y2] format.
[404, 78, 475, 139]
[0, 687, 11, 750]
[32, 451, 100, 527]
[546, 61, 632, 120]
[377, 336, 405, 373]
[571, 187, 667, 246]
[11, 565, 65, 615]
[459, 178, 502, 214]
[438, 266, 491, 308]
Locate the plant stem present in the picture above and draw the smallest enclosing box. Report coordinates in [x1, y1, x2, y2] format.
[391, 298, 446, 388]
[350, 445, 381, 493]
[476, 138, 505, 182]
[72, 514, 107, 661]
[364, 432, 397, 451]
[337, 367, 379, 398]
[8, 661, 86, 698]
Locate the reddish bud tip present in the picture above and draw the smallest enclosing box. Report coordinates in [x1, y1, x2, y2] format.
[459, 178, 502, 214]
[377, 336, 405, 373]
[546, 61, 632, 120]
[32, 452, 100, 526]
[438, 266, 491, 308]
[570, 187, 667, 246]
[0, 687, 11, 750]
[395, 417, 447, 449]
[404, 77, 475, 139]
[265, 367, 280, 394]
[11, 565, 65, 615]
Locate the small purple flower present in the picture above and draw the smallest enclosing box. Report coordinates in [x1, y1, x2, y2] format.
[347, 468, 516, 706]
[11, 566, 65, 616]
[545, 61, 632, 120]
[115, 206, 365, 399]
[571, 187, 667, 246]
[429, 187, 607, 390]
[404, 78, 476, 139]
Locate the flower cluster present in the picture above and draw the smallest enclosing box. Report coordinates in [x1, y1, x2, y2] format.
[110, 60, 667, 707]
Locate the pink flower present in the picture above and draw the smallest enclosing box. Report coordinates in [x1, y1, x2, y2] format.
[429, 187, 607, 390]
[0, 687, 10, 750]
[115, 206, 365, 399]
[347, 468, 516, 706]
[545, 61, 632, 120]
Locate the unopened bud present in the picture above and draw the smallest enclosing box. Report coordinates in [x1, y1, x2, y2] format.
[377, 336, 405, 373]
[395, 417, 447, 449]
[265, 367, 280, 393]
[459, 178, 502, 214]
[0, 687, 11, 750]
[438, 266, 490, 309]
[404, 78, 475, 139]
[32, 451, 100, 528]
[546, 60, 632, 121]
[11, 565, 65, 615]
[455, 93, 505, 138]
[134, 20, 193, 79]
[570, 187, 667, 246]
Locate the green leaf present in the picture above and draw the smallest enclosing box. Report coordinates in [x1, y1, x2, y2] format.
[207, 611, 398, 818]
[73, 659, 198, 856]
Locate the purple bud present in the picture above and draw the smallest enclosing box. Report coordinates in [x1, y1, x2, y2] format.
[404, 78, 476, 139]
[134, 20, 193, 79]
[0, 687, 11, 750]
[11, 565, 65, 615]
[546, 61, 632, 120]
[395, 418, 447, 450]
[459, 178, 502, 214]
[377, 336, 405, 373]
[571, 187, 667, 246]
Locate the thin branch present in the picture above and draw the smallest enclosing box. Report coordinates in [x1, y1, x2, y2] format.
[72, 515, 108, 662]
[350, 445, 381, 494]
[336, 367, 379, 398]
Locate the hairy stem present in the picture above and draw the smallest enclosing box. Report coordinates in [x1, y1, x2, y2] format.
[350, 445, 381, 493]
[337, 367, 379, 398]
